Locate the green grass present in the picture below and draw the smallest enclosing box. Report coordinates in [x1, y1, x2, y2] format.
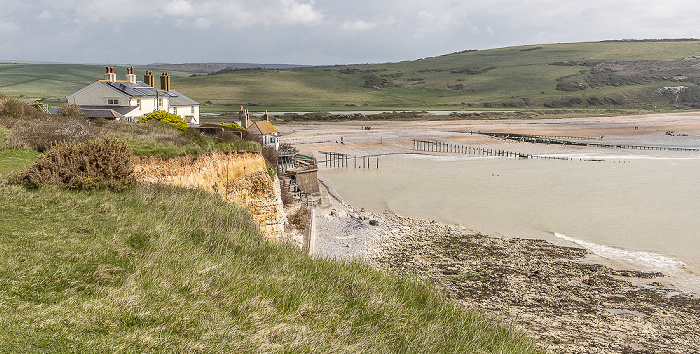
[0, 149, 39, 177]
[180, 40, 700, 112]
[0, 182, 541, 353]
[4, 41, 700, 111]
[0, 124, 40, 176]
[0, 63, 194, 102]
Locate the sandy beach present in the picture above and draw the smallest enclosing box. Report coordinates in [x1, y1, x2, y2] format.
[277, 112, 700, 353]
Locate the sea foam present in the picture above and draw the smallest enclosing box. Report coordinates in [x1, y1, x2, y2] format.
[553, 232, 687, 275]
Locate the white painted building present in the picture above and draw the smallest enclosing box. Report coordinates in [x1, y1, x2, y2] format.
[66, 67, 200, 125]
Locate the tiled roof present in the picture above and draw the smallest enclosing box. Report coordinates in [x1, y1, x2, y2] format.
[253, 120, 278, 135]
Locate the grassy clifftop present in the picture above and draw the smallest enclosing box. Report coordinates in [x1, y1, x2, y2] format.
[0, 182, 540, 352]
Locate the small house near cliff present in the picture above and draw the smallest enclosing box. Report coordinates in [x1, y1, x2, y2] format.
[67, 67, 200, 125]
[238, 107, 280, 149]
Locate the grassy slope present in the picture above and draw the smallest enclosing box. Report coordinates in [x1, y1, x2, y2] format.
[0, 127, 40, 177]
[0, 181, 540, 353]
[0, 64, 193, 104]
[178, 41, 700, 111]
[2, 41, 700, 111]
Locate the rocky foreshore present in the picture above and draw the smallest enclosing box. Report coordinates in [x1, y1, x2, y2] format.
[313, 204, 700, 353]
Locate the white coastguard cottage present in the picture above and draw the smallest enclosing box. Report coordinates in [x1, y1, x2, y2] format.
[67, 67, 200, 125]
[238, 107, 280, 149]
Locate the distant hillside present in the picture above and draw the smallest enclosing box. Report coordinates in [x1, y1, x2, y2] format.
[175, 40, 700, 112]
[135, 63, 312, 74]
[3, 40, 700, 111]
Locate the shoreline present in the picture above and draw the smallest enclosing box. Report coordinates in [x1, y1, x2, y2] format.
[311, 180, 700, 353]
[280, 115, 700, 352]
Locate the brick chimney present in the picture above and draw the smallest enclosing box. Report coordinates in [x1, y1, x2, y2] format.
[143, 71, 155, 87]
[263, 109, 269, 121]
[104, 66, 116, 82]
[160, 72, 171, 92]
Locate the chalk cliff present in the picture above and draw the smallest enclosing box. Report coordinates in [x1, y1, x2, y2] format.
[135, 151, 285, 239]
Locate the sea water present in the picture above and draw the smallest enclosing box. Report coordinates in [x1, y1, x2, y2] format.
[319, 154, 700, 294]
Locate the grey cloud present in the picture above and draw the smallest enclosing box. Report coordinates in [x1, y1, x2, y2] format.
[1, 0, 699, 65]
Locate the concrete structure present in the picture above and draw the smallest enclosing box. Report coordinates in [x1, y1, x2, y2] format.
[67, 67, 200, 125]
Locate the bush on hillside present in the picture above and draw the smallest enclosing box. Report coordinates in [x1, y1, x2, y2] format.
[179, 127, 207, 147]
[4, 117, 102, 152]
[0, 97, 45, 127]
[222, 122, 245, 130]
[57, 103, 84, 117]
[8, 138, 135, 190]
[138, 110, 187, 131]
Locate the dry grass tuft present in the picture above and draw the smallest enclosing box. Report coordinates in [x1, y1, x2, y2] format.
[287, 205, 309, 232]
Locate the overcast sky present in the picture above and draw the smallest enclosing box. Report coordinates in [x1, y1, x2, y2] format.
[2, 0, 699, 66]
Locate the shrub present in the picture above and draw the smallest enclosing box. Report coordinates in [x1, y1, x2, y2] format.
[4, 117, 102, 152]
[0, 98, 29, 119]
[179, 127, 207, 147]
[57, 103, 84, 117]
[138, 110, 187, 131]
[214, 130, 243, 144]
[8, 138, 135, 190]
[0, 98, 45, 126]
[222, 122, 245, 130]
[287, 204, 309, 231]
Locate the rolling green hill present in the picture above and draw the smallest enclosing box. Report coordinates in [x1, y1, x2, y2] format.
[3, 40, 700, 112]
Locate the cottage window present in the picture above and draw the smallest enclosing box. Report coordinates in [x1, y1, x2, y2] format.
[107, 99, 118, 105]
[191, 106, 195, 114]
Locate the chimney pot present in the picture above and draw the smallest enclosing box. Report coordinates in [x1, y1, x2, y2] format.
[105, 66, 116, 82]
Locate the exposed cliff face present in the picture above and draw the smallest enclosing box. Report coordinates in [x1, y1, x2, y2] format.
[135, 151, 285, 239]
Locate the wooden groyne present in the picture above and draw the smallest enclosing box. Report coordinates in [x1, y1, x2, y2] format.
[481, 132, 700, 152]
[320, 151, 379, 169]
[414, 139, 602, 162]
[414, 139, 530, 158]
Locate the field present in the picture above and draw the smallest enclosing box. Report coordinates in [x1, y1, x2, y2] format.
[2, 40, 700, 112]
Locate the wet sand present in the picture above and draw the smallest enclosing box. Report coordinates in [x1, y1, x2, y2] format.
[276, 111, 700, 159]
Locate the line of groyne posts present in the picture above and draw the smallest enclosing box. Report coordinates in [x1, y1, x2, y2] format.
[413, 139, 541, 159]
[414, 139, 576, 161]
[321, 152, 379, 169]
[483, 133, 700, 152]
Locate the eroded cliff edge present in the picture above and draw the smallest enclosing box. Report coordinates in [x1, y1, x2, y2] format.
[135, 151, 286, 239]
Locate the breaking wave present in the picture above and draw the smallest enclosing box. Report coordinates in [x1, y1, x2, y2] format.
[553, 233, 687, 276]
